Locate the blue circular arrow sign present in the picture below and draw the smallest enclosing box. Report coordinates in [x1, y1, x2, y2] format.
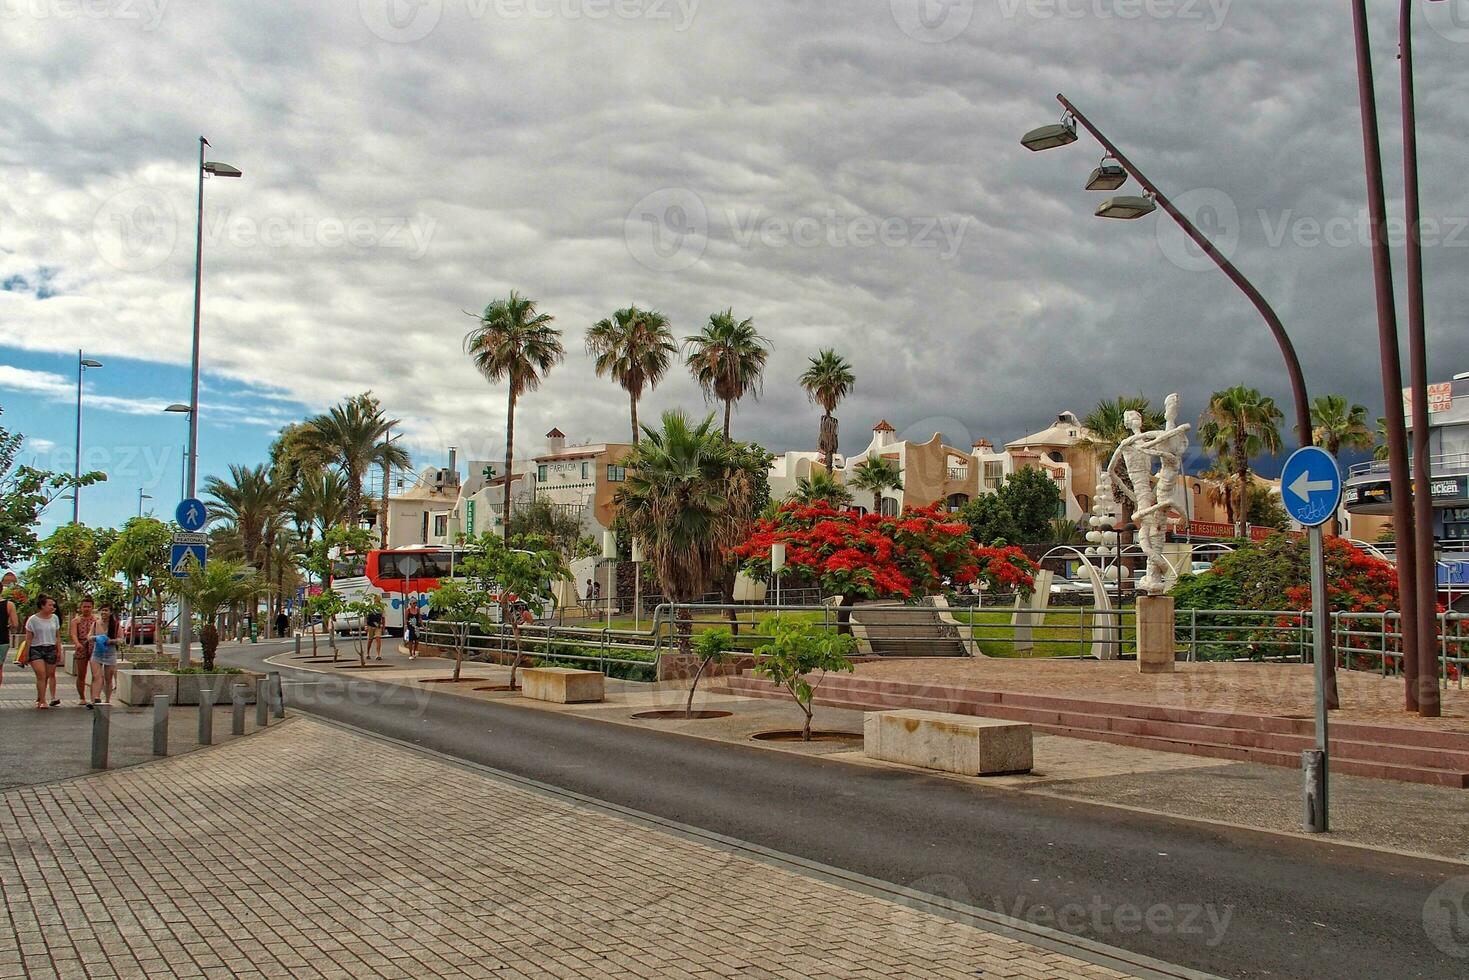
[1280, 446, 1342, 528]
[176, 497, 208, 532]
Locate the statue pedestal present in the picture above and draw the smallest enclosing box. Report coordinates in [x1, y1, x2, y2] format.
[1136, 594, 1175, 674]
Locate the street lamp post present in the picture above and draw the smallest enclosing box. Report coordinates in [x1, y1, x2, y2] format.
[1400, 0, 1444, 717]
[1348, 1, 1423, 712]
[1025, 94, 1331, 704]
[177, 138, 242, 667]
[72, 351, 103, 524]
[138, 489, 152, 518]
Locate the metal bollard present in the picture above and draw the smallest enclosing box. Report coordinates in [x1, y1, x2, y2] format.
[197, 689, 213, 745]
[1302, 749, 1328, 833]
[152, 696, 169, 756]
[294, 634, 302, 657]
[270, 671, 285, 719]
[90, 704, 111, 770]
[256, 679, 269, 728]
[231, 684, 247, 735]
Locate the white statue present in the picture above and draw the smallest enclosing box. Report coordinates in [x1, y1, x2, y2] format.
[1106, 394, 1192, 596]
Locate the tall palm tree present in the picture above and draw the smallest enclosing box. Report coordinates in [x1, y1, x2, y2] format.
[849, 455, 903, 515]
[465, 291, 565, 541]
[586, 306, 677, 446]
[1199, 459, 1238, 529]
[1374, 417, 1390, 461]
[799, 349, 855, 474]
[203, 463, 290, 631]
[292, 470, 349, 543]
[1079, 396, 1167, 465]
[1311, 395, 1374, 536]
[298, 393, 410, 528]
[685, 309, 770, 440]
[1199, 385, 1284, 534]
[790, 470, 854, 509]
[615, 411, 762, 653]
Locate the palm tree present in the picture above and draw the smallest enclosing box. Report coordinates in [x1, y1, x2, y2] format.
[1312, 395, 1375, 536]
[586, 306, 677, 446]
[293, 470, 350, 547]
[1079, 396, 1166, 465]
[1374, 417, 1390, 461]
[685, 309, 770, 440]
[203, 463, 290, 632]
[616, 411, 762, 653]
[1199, 385, 1284, 534]
[1200, 459, 1238, 529]
[298, 393, 410, 529]
[799, 349, 855, 474]
[849, 455, 902, 515]
[465, 291, 565, 540]
[790, 470, 854, 509]
[175, 560, 258, 670]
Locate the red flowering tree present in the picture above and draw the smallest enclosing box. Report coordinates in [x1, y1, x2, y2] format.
[730, 502, 1037, 631]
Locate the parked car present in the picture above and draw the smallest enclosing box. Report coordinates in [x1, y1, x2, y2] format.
[121, 615, 157, 643]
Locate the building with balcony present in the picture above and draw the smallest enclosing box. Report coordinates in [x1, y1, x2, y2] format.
[1343, 372, 1469, 549]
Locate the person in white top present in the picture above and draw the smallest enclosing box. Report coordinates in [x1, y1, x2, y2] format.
[25, 594, 63, 709]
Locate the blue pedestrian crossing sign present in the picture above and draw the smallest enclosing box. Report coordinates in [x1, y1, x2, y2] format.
[1281, 446, 1342, 528]
[170, 543, 207, 578]
[176, 497, 207, 532]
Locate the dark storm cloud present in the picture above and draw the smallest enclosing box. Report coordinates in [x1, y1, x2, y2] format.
[1, 0, 1465, 473]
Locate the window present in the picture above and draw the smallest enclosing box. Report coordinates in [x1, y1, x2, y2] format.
[432, 514, 448, 537]
[983, 461, 1005, 488]
[946, 493, 970, 511]
[606, 464, 627, 482]
[880, 497, 899, 517]
[581, 461, 590, 480]
[536, 464, 547, 483]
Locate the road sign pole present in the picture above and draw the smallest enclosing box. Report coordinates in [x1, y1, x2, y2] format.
[1305, 524, 1330, 833]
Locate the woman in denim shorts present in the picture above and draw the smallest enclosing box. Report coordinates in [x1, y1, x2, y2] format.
[88, 604, 122, 706]
[25, 594, 63, 709]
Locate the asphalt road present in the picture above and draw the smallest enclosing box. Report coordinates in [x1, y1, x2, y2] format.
[227, 641, 1467, 980]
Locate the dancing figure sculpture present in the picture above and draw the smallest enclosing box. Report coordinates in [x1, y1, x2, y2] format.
[1106, 395, 1192, 595]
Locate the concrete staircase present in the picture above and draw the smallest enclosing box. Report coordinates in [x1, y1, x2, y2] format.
[850, 603, 966, 657]
[715, 673, 1469, 788]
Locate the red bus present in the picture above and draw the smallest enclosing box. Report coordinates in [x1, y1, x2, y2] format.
[364, 545, 553, 632]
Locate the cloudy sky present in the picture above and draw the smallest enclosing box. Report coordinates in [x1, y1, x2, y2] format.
[3, 0, 1467, 532]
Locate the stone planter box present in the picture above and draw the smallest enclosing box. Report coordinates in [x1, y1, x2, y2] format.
[175, 672, 262, 706]
[118, 670, 177, 707]
[864, 709, 1033, 776]
[521, 667, 604, 704]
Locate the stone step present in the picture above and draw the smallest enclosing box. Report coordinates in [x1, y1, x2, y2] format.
[716, 675, 1469, 789]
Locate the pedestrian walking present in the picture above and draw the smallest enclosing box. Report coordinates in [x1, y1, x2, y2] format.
[404, 604, 420, 660]
[69, 595, 98, 707]
[366, 603, 384, 661]
[0, 574, 17, 687]
[25, 594, 62, 709]
[274, 607, 290, 638]
[88, 604, 121, 706]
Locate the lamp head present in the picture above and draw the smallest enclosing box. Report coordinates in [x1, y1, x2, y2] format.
[1020, 119, 1078, 152]
[203, 161, 242, 178]
[1095, 194, 1157, 219]
[1084, 163, 1128, 191]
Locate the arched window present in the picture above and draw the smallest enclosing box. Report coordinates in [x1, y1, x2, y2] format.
[880, 497, 899, 517]
[946, 493, 970, 511]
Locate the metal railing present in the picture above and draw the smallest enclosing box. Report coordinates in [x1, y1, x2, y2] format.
[416, 600, 1467, 689]
[1348, 451, 1469, 478]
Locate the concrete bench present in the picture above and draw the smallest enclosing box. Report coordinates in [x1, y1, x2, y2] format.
[864, 709, 1033, 776]
[520, 667, 605, 704]
[119, 670, 176, 707]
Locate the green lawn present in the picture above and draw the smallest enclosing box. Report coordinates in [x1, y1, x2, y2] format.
[571, 610, 830, 651]
[952, 609, 1137, 658]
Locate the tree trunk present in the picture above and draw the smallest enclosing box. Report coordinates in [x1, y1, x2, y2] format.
[820, 414, 838, 474]
[504, 384, 516, 543]
[676, 607, 693, 656]
[873, 491, 882, 515]
[722, 399, 732, 441]
[510, 620, 524, 690]
[630, 391, 640, 447]
[685, 656, 711, 718]
[1234, 438, 1250, 535]
[801, 702, 813, 742]
[201, 623, 219, 671]
[347, 475, 362, 532]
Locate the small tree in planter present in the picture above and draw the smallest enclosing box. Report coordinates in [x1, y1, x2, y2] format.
[685, 627, 735, 718]
[304, 589, 345, 660]
[175, 560, 258, 671]
[753, 618, 857, 741]
[456, 533, 570, 690]
[345, 596, 383, 666]
[427, 579, 491, 681]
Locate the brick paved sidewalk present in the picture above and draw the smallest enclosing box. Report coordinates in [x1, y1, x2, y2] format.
[0, 719, 1150, 980]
